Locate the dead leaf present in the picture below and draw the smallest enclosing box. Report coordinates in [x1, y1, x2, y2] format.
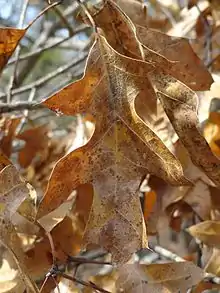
[0, 151, 11, 172]
[116, 262, 204, 293]
[164, 179, 211, 221]
[136, 26, 213, 91]
[89, 0, 213, 92]
[188, 220, 220, 248]
[0, 258, 25, 293]
[0, 165, 31, 217]
[204, 111, 220, 157]
[205, 248, 220, 276]
[143, 190, 157, 221]
[191, 280, 220, 293]
[88, 0, 158, 119]
[17, 124, 51, 168]
[0, 219, 39, 293]
[39, 34, 190, 263]
[0, 117, 21, 158]
[0, 28, 25, 73]
[150, 73, 220, 188]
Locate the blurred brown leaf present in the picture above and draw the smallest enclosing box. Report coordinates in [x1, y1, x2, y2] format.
[188, 220, 220, 248]
[116, 262, 204, 293]
[17, 124, 51, 168]
[0, 28, 25, 73]
[0, 117, 21, 158]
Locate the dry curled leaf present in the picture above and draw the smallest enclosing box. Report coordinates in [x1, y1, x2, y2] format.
[85, 0, 220, 187]
[151, 74, 220, 188]
[39, 34, 189, 263]
[136, 25, 213, 91]
[0, 165, 31, 217]
[0, 219, 39, 293]
[116, 262, 204, 293]
[188, 220, 220, 248]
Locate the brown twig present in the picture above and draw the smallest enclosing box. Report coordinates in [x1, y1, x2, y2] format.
[26, 1, 62, 31]
[7, 0, 30, 104]
[59, 272, 111, 293]
[53, 6, 74, 36]
[76, 0, 97, 33]
[68, 255, 112, 266]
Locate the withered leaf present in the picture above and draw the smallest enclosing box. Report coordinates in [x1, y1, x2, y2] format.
[39, 35, 189, 263]
[163, 179, 211, 221]
[113, 0, 149, 28]
[0, 28, 25, 73]
[86, 0, 220, 185]
[116, 262, 204, 293]
[203, 111, 220, 157]
[85, 0, 157, 118]
[90, 0, 213, 92]
[0, 165, 30, 217]
[150, 73, 220, 188]
[0, 117, 21, 158]
[0, 150, 11, 171]
[0, 165, 39, 292]
[188, 220, 220, 248]
[205, 248, 220, 276]
[0, 219, 39, 293]
[136, 25, 213, 91]
[17, 124, 50, 168]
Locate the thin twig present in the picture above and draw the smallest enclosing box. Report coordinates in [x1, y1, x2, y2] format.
[15, 87, 37, 135]
[7, 0, 30, 104]
[46, 231, 56, 264]
[151, 245, 220, 284]
[53, 6, 74, 36]
[76, 0, 97, 33]
[59, 272, 111, 293]
[0, 102, 43, 114]
[68, 255, 112, 266]
[8, 24, 88, 65]
[26, 1, 62, 30]
[0, 52, 88, 100]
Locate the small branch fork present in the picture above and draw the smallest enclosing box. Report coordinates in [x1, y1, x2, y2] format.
[40, 257, 112, 293]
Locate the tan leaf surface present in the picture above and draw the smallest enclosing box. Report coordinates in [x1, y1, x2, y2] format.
[188, 220, 220, 248]
[151, 73, 220, 187]
[0, 164, 38, 291]
[0, 258, 25, 293]
[0, 219, 39, 293]
[17, 124, 50, 168]
[89, 0, 213, 92]
[0, 28, 25, 73]
[87, 0, 157, 118]
[113, 0, 149, 28]
[203, 111, 220, 158]
[205, 248, 220, 276]
[0, 165, 30, 217]
[0, 151, 11, 172]
[116, 262, 204, 293]
[39, 35, 189, 263]
[137, 25, 213, 91]
[164, 179, 211, 221]
[0, 117, 21, 158]
[191, 280, 220, 293]
[84, 0, 220, 186]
